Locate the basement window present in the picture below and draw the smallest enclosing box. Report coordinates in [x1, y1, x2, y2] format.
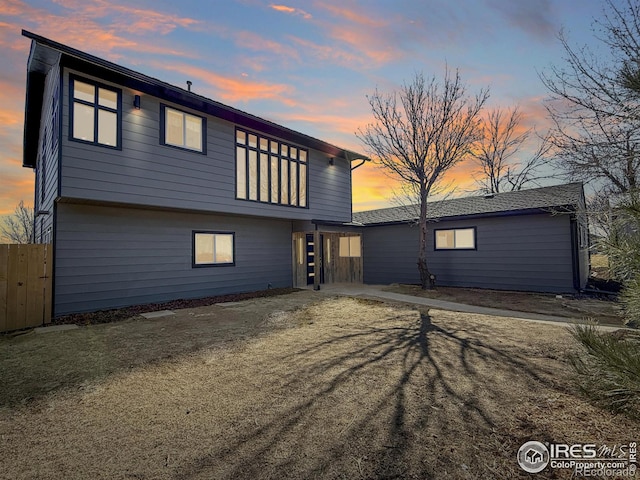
[435, 228, 476, 250]
[193, 231, 235, 267]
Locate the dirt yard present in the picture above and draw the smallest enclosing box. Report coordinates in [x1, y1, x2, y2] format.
[1, 291, 638, 479]
[383, 284, 623, 326]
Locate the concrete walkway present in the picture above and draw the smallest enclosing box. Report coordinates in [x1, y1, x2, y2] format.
[316, 283, 624, 331]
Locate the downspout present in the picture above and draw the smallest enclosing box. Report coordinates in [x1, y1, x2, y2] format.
[351, 159, 367, 170]
[344, 150, 370, 170]
[313, 223, 320, 291]
[570, 216, 580, 292]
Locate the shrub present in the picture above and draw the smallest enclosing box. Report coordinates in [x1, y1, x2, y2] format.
[569, 323, 640, 418]
[597, 189, 640, 328]
[621, 277, 640, 328]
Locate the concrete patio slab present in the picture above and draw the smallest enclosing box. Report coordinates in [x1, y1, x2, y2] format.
[315, 283, 625, 332]
[140, 310, 175, 319]
[34, 324, 79, 334]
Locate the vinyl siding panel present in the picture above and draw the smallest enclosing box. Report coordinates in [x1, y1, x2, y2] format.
[54, 203, 293, 315]
[363, 213, 576, 293]
[34, 61, 61, 244]
[59, 68, 351, 222]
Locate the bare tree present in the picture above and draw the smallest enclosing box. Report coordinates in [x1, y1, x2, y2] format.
[1, 201, 34, 244]
[541, 0, 640, 194]
[358, 70, 488, 289]
[472, 106, 553, 193]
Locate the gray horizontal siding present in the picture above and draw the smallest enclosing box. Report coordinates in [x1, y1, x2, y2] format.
[35, 61, 60, 244]
[60, 68, 351, 222]
[363, 224, 420, 284]
[363, 213, 576, 293]
[54, 203, 293, 315]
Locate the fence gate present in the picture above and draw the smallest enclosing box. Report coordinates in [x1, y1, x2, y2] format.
[0, 244, 52, 333]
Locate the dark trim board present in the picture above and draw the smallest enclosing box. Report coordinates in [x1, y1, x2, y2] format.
[23, 71, 45, 167]
[570, 217, 581, 291]
[22, 30, 366, 167]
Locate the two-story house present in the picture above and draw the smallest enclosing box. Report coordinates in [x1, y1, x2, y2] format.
[22, 31, 590, 318]
[23, 30, 368, 316]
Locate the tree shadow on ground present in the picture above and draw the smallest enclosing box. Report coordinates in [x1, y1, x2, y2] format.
[176, 306, 567, 479]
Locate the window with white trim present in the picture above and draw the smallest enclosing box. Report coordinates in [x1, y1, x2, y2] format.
[193, 231, 235, 266]
[161, 105, 205, 153]
[434, 228, 476, 250]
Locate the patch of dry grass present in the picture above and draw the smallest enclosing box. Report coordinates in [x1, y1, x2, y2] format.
[1, 296, 637, 479]
[591, 254, 609, 269]
[383, 284, 623, 326]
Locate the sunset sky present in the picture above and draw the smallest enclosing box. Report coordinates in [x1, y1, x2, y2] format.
[0, 0, 611, 215]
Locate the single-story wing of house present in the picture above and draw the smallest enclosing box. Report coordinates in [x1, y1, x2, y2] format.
[348, 182, 590, 293]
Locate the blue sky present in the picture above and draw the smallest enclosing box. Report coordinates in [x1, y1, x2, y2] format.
[0, 0, 610, 213]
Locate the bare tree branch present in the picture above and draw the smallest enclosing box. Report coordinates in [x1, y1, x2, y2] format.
[1, 201, 34, 244]
[357, 69, 489, 289]
[541, 0, 640, 194]
[471, 106, 555, 193]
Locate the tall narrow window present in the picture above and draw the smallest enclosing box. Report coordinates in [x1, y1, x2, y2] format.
[235, 128, 308, 207]
[70, 76, 120, 148]
[248, 150, 258, 200]
[161, 105, 206, 153]
[41, 127, 47, 204]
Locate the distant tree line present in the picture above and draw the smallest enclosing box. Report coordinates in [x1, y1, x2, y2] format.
[1, 201, 34, 244]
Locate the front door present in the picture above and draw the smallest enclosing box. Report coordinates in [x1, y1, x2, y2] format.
[306, 234, 314, 285]
[305, 233, 324, 285]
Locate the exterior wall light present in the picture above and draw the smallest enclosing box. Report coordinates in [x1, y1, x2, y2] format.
[133, 95, 141, 109]
[329, 157, 335, 166]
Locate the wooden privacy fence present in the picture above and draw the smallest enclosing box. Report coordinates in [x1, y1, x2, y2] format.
[0, 244, 52, 333]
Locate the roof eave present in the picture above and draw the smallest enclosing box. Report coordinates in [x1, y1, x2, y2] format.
[21, 30, 367, 162]
[355, 204, 579, 226]
[23, 41, 46, 168]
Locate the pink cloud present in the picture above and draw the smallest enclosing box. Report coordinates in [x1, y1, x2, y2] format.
[51, 0, 201, 35]
[287, 36, 362, 66]
[311, 2, 402, 65]
[314, 2, 381, 28]
[2, 0, 200, 59]
[233, 30, 300, 60]
[157, 62, 297, 105]
[270, 4, 312, 20]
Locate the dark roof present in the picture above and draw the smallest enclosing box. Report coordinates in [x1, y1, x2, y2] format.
[22, 30, 368, 168]
[352, 183, 585, 225]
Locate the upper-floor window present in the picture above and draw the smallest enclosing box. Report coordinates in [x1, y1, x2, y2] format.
[70, 76, 120, 148]
[434, 228, 476, 250]
[160, 105, 206, 153]
[235, 128, 308, 208]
